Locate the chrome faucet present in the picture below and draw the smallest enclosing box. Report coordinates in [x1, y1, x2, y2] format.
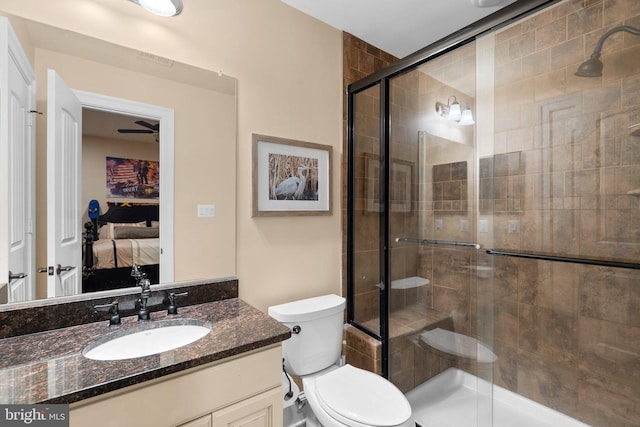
[137, 275, 151, 320]
[132, 264, 152, 321]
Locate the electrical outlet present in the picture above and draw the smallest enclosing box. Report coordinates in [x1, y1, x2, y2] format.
[460, 219, 469, 232]
[435, 219, 443, 230]
[479, 219, 488, 233]
[508, 220, 520, 234]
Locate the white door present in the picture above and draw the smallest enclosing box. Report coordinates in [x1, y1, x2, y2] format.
[0, 17, 36, 303]
[47, 69, 82, 297]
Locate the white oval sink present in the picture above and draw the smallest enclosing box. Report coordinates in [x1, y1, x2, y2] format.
[83, 320, 211, 361]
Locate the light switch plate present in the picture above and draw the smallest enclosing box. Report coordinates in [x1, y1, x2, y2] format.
[197, 204, 215, 218]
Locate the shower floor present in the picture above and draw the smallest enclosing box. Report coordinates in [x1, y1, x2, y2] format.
[407, 368, 590, 427]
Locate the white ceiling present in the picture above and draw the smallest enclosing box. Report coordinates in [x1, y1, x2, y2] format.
[281, 0, 518, 58]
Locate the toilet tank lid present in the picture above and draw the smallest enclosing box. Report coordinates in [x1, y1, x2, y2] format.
[268, 294, 345, 322]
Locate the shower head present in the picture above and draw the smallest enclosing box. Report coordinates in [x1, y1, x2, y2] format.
[575, 53, 603, 77]
[575, 25, 640, 77]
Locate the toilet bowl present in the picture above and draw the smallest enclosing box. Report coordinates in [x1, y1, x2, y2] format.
[303, 365, 413, 427]
[268, 294, 413, 427]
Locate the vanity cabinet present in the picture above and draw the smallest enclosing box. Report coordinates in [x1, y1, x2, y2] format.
[70, 345, 283, 427]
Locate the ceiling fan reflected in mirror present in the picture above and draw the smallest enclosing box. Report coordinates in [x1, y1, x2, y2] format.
[118, 120, 159, 135]
[117, 120, 159, 142]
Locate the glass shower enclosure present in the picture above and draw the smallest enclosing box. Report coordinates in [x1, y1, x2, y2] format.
[347, 0, 640, 426]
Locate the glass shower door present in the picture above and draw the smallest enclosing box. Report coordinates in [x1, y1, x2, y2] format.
[386, 43, 495, 427]
[349, 83, 383, 339]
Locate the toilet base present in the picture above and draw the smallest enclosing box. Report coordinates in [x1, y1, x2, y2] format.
[284, 398, 320, 427]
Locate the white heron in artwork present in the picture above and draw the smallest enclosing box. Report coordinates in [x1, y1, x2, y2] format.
[275, 164, 308, 200]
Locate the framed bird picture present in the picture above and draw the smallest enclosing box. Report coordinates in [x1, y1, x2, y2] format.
[252, 134, 332, 216]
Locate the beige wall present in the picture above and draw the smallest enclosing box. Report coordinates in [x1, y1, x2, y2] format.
[1, 0, 343, 311]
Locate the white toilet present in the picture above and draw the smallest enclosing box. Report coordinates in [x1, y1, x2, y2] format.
[268, 294, 413, 427]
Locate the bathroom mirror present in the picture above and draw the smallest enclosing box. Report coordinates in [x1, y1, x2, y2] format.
[0, 13, 238, 305]
[418, 131, 474, 238]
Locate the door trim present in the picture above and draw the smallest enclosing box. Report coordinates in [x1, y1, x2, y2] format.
[74, 90, 174, 283]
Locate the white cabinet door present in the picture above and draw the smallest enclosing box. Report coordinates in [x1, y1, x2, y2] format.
[46, 69, 82, 297]
[211, 388, 281, 427]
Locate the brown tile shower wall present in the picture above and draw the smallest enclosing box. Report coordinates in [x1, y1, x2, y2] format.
[344, 325, 382, 375]
[490, 1, 640, 425]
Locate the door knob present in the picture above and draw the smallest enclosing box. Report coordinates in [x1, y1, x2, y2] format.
[8, 271, 27, 281]
[56, 264, 76, 275]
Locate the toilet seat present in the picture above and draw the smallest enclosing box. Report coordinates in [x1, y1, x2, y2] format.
[313, 364, 412, 427]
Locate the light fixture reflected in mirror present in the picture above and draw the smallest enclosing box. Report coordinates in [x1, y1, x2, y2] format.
[129, 0, 183, 16]
[435, 96, 474, 125]
[459, 108, 475, 125]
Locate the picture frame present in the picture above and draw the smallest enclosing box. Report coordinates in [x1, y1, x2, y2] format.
[106, 156, 159, 199]
[252, 134, 332, 217]
[365, 154, 413, 213]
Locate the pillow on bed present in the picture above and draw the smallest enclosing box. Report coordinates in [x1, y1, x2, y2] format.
[98, 221, 147, 239]
[113, 226, 160, 239]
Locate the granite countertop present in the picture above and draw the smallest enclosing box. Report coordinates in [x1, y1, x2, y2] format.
[0, 298, 291, 404]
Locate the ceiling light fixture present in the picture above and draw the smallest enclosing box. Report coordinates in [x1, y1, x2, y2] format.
[469, 0, 505, 7]
[435, 96, 474, 125]
[129, 0, 183, 17]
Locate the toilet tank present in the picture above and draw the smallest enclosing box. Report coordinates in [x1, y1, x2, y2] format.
[268, 294, 345, 376]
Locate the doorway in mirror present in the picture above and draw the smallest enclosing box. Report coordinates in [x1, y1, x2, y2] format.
[45, 83, 174, 297]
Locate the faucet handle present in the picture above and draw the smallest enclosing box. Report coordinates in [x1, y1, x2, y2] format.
[139, 276, 151, 291]
[167, 291, 189, 315]
[93, 301, 121, 326]
[131, 264, 141, 278]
